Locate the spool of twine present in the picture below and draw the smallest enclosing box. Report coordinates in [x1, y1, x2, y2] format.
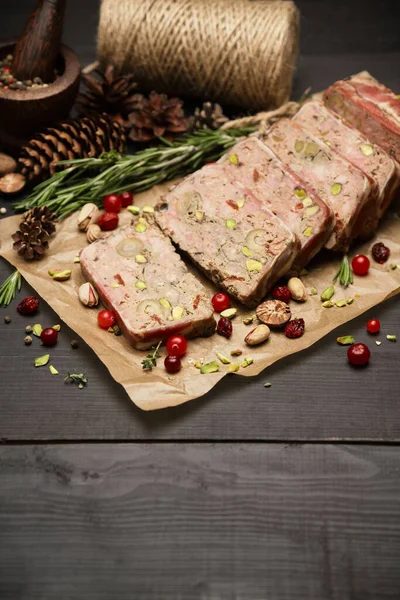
[97, 0, 300, 111]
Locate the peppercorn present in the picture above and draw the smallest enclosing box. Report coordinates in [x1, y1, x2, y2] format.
[71, 339, 79, 349]
[25, 325, 33, 333]
[24, 335, 32, 345]
[4, 316, 11, 324]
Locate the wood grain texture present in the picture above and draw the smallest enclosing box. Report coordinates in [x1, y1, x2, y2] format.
[0, 443, 400, 600]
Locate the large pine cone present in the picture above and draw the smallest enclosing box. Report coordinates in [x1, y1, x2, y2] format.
[128, 91, 191, 143]
[18, 114, 126, 184]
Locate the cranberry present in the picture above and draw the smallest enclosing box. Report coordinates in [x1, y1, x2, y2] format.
[164, 355, 181, 373]
[366, 318, 380, 334]
[211, 292, 231, 313]
[272, 285, 291, 304]
[217, 317, 233, 338]
[347, 343, 370, 366]
[103, 193, 122, 213]
[97, 212, 119, 231]
[351, 254, 370, 276]
[119, 191, 134, 207]
[40, 327, 58, 346]
[17, 296, 40, 315]
[371, 242, 390, 264]
[166, 334, 187, 357]
[284, 318, 305, 339]
[97, 309, 116, 329]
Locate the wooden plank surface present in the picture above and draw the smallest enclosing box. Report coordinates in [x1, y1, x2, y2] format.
[0, 443, 399, 600]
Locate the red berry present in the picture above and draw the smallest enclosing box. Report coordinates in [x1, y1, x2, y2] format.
[211, 292, 231, 313]
[40, 327, 58, 346]
[17, 296, 40, 315]
[366, 318, 380, 334]
[97, 309, 116, 329]
[272, 285, 291, 304]
[97, 212, 119, 231]
[371, 242, 390, 264]
[216, 317, 233, 338]
[166, 334, 187, 357]
[347, 343, 370, 366]
[119, 191, 134, 207]
[284, 318, 305, 339]
[103, 194, 122, 213]
[164, 355, 181, 373]
[351, 254, 370, 276]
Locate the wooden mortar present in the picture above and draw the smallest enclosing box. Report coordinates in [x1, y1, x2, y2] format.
[0, 40, 80, 154]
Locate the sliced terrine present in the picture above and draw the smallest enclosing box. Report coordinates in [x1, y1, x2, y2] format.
[324, 72, 400, 164]
[293, 100, 399, 236]
[155, 164, 299, 307]
[219, 137, 335, 270]
[80, 218, 216, 350]
[262, 118, 374, 252]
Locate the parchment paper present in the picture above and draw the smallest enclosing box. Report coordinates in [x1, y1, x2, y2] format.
[1, 185, 399, 410]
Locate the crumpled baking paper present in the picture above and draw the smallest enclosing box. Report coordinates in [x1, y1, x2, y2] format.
[1, 184, 399, 410]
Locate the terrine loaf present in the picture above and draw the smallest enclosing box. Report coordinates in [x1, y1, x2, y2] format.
[155, 164, 299, 307]
[293, 100, 399, 235]
[80, 219, 216, 350]
[262, 118, 374, 252]
[219, 137, 335, 270]
[324, 72, 400, 164]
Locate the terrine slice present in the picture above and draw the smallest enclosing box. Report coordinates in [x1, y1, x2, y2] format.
[219, 137, 335, 270]
[262, 118, 373, 252]
[80, 219, 216, 350]
[324, 72, 400, 164]
[155, 164, 299, 307]
[293, 100, 399, 235]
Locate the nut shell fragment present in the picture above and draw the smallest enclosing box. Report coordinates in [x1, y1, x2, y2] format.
[256, 299, 291, 327]
[86, 224, 103, 244]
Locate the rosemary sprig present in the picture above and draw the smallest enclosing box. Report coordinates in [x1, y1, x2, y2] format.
[142, 341, 162, 371]
[64, 371, 88, 389]
[14, 127, 256, 218]
[333, 254, 353, 287]
[0, 269, 22, 307]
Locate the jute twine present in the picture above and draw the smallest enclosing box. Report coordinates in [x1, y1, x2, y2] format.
[97, 0, 300, 111]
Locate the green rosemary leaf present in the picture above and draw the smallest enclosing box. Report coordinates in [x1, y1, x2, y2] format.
[333, 255, 353, 287]
[0, 269, 22, 307]
[14, 127, 256, 218]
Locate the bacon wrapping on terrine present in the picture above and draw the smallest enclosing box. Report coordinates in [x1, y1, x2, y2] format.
[324, 72, 400, 164]
[80, 219, 216, 350]
[262, 118, 374, 252]
[219, 137, 335, 270]
[293, 100, 400, 237]
[155, 164, 299, 307]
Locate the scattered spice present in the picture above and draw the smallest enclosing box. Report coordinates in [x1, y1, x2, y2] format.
[71, 339, 79, 349]
[0, 207, 7, 215]
[24, 335, 32, 345]
[64, 371, 88, 389]
[25, 325, 33, 333]
[142, 341, 162, 371]
[336, 336, 355, 345]
[4, 316, 11, 324]
[34, 354, 50, 367]
[386, 335, 397, 342]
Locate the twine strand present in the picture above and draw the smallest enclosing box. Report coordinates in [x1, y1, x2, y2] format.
[97, 0, 300, 112]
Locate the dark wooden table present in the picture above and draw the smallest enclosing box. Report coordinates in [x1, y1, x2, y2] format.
[1, 1, 400, 598]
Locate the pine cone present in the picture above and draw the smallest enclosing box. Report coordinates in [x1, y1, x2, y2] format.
[193, 102, 229, 130]
[128, 91, 190, 143]
[77, 65, 141, 121]
[23, 206, 57, 236]
[18, 114, 126, 184]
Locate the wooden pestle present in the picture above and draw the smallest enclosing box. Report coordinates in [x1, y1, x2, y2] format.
[12, 0, 66, 83]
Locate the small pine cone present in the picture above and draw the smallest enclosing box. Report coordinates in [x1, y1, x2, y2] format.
[128, 91, 190, 143]
[18, 114, 126, 184]
[193, 102, 229, 130]
[12, 221, 49, 261]
[23, 206, 57, 236]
